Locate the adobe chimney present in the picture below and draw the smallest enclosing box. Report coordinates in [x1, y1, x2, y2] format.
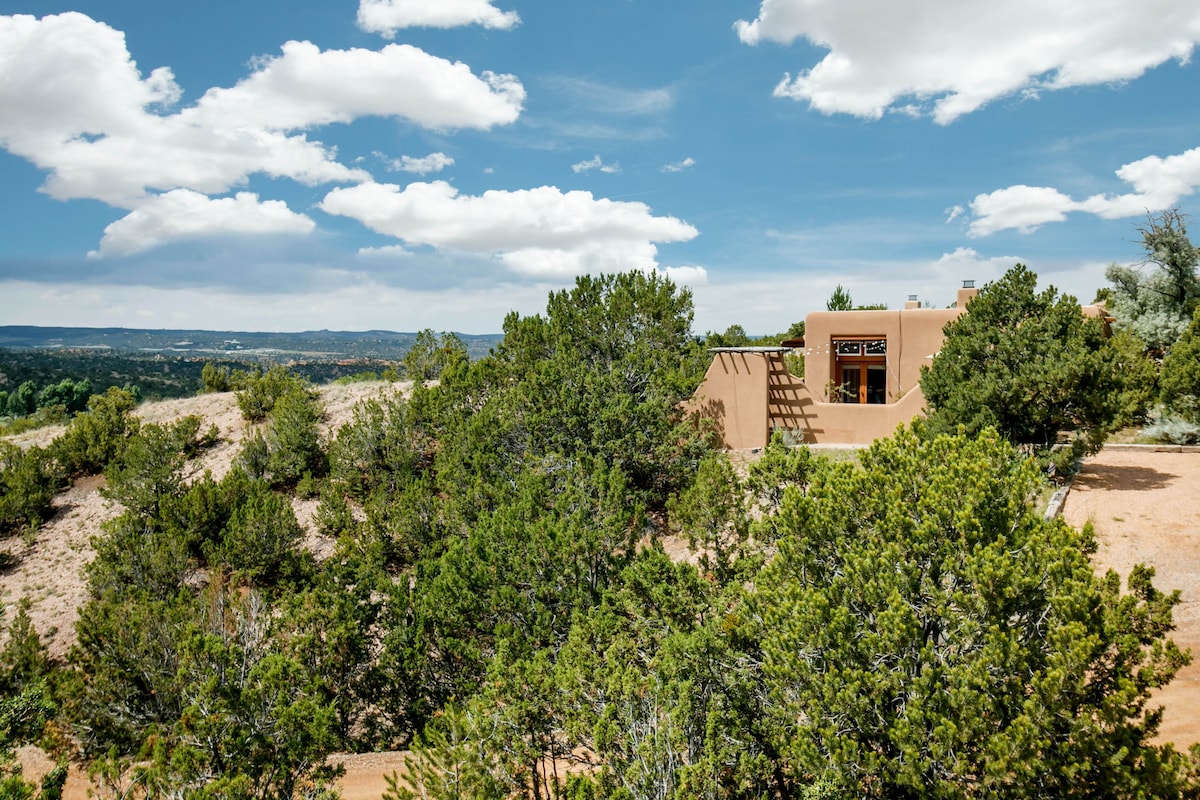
[957, 279, 978, 308]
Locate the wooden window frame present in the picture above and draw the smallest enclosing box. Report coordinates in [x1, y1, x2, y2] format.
[832, 337, 887, 404]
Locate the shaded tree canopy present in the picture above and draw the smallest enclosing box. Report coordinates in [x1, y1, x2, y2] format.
[434, 270, 710, 507]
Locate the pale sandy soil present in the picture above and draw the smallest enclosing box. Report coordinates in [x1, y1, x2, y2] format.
[1061, 448, 1200, 749]
[14, 746, 412, 800]
[0, 381, 408, 660]
[331, 752, 411, 800]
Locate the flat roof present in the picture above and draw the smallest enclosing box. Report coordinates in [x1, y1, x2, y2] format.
[708, 346, 790, 352]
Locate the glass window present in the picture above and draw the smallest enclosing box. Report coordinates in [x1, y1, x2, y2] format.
[866, 364, 887, 404]
[832, 339, 888, 404]
[833, 339, 887, 356]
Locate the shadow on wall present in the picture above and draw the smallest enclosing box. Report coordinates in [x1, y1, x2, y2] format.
[766, 352, 814, 438]
[686, 396, 726, 447]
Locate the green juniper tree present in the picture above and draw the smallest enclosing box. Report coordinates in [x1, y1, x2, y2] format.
[1159, 305, 1200, 423]
[921, 264, 1127, 472]
[0, 444, 63, 538]
[753, 426, 1194, 799]
[403, 329, 468, 384]
[51, 386, 140, 477]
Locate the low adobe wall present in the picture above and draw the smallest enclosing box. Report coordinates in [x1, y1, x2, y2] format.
[687, 350, 779, 450]
[689, 350, 931, 449]
[782, 389, 928, 445]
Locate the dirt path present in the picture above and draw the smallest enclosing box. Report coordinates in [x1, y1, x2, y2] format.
[1061, 448, 1200, 749]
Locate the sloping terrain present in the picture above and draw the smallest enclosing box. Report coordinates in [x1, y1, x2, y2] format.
[0, 381, 407, 659]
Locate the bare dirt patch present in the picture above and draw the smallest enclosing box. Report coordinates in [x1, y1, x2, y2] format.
[1061, 448, 1200, 749]
[330, 751, 410, 800]
[15, 746, 412, 800]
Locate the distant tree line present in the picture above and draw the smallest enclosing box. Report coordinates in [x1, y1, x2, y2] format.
[0, 377, 97, 419]
[0, 351, 410, 429]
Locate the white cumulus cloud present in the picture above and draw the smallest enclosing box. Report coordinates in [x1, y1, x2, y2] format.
[734, 0, 1200, 123]
[318, 181, 698, 279]
[968, 146, 1200, 235]
[358, 0, 519, 36]
[190, 41, 524, 132]
[91, 190, 316, 258]
[968, 186, 1077, 236]
[663, 265, 708, 286]
[0, 12, 525, 252]
[934, 247, 1021, 273]
[661, 157, 696, 173]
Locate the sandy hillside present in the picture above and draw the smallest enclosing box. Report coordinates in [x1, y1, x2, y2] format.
[0, 381, 410, 660]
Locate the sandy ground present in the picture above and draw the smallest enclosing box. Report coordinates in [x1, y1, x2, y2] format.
[1061, 447, 1200, 749]
[12, 746, 411, 800]
[0, 381, 408, 660]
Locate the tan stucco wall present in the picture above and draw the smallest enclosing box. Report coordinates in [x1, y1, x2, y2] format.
[790, 389, 928, 445]
[802, 307, 962, 403]
[687, 289, 985, 449]
[688, 349, 934, 449]
[688, 351, 775, 450]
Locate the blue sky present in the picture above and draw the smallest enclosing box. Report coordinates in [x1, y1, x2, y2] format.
[1, 0, 1199, 334]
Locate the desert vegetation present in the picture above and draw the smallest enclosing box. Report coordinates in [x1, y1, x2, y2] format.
[0, 247, 1199, 798]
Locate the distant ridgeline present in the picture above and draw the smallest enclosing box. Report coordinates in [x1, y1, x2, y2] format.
[0, 326, 502, 360]
[0, 325, 503, 404]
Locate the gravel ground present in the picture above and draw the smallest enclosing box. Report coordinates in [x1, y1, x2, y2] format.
[1061, 448, 1200, 749]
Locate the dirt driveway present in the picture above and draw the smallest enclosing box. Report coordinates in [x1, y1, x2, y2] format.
[1061, 447, 1200, 749]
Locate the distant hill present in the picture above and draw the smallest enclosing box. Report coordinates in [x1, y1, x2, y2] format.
[0, 325, 503, 361]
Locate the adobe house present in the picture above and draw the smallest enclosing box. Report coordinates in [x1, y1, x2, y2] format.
[691, 281, 1112, 449]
